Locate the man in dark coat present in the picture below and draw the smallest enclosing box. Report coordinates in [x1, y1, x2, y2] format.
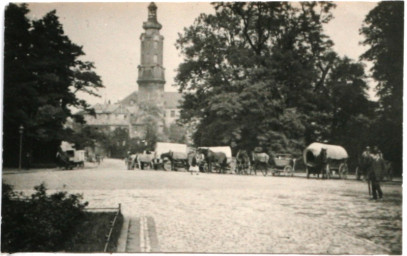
[368, 146, 385, 200]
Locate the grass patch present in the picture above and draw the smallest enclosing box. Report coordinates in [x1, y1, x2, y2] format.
[64, 211, 124, 253]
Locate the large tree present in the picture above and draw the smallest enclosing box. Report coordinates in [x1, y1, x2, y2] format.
[324, 57, 376, 168]
[3, 4, 103, 166]
[360, 1, 403, 173]
[175, 2, 372, 160]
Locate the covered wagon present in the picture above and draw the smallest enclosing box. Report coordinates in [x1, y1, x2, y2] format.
[57, 141, 85, 169]
[155, 142, 189, 171]
[303, 142, 349, 179]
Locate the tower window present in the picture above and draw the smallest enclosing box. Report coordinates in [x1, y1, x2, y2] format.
[153, 54, 158, 63]
[171, 110, 175, 117]
[154, 41, 158, 49]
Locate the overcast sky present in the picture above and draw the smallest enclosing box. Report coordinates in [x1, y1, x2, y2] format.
[21, 1, 378, 105]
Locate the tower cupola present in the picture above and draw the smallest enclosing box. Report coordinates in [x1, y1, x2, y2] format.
[143, 2, 162, 30]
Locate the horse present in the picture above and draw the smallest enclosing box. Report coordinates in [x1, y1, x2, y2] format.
[251, 152, 269, 175]
[137, 151, 155, 170]
[125, 154, 138, 170]
[186, 151, 204, 175]
[198, 148, 228, 173]
[306, 148, 329, 179]
[235, 150, 251, 175]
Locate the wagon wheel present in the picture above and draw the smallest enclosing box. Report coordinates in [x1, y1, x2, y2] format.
[284, 165, 293, 176]
[202, 162, 209, 173]
[339, 163, 348, 179]
[243, 164, 249, 175]
[235, 163, 242, 175]
[163, 159, 172, 171]
[240, 164, 246, 175]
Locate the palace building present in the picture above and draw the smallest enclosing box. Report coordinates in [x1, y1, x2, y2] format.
[83, 2, 182, 138]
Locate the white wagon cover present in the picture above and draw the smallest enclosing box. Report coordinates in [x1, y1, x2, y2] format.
[303, 142, 348, 166]
[155, 142, 188, 156]
[60, 141, 74, 152]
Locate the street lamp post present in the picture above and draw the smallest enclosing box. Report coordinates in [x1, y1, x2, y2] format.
[19, 125, 24, 170]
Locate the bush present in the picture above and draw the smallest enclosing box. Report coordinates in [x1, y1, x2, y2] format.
[1, 183, 88, 252]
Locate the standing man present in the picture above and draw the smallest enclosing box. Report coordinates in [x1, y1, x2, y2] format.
[368, 146, 385, 200]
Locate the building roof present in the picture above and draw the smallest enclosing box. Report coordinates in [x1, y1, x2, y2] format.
[120, 91, 138, 106]
[93, 102, 129, 114]
[120, 91, 182, 109]
[164, 92, 182, 109]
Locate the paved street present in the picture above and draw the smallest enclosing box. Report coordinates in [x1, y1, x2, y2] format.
[3, 159, 402, 254]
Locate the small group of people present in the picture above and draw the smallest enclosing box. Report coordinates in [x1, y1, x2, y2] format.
[360, 146, 385, 200]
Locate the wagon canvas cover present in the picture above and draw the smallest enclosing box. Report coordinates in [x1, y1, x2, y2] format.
[155, 142, 188, 157]
[303, 142, 348, 167]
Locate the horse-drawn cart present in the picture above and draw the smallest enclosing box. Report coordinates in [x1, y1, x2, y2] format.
[156, 142, 189, 171]
[198, 146, 233, 173]
[57, 141, 85, 169]
[271, 154, 295, 176]
[303, 142, 348, 179]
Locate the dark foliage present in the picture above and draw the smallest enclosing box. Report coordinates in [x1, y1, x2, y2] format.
[175, 2, 374, 167]
[360, 1, 404, 174]
[1, 183, 88, 252]
[3, 4, 103, 167]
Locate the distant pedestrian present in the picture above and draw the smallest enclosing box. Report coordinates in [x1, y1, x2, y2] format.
[188, 150, 201, 175]
[95, 154, 101, 165]
[358, 146, 371, 180]
[24, 152, 32, 170]
[368, 146, 385, 200]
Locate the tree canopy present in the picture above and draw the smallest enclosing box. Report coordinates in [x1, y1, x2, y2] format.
[4, 3, 103, 166]
[360, 1, 404, 172]
[175, 2, 373, 163]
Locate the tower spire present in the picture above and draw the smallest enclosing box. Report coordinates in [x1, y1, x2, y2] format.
[143, 2, 162, 30]
[137, 2, 165, 106]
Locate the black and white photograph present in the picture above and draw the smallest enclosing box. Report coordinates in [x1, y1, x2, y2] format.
[1, 1, 403, 254]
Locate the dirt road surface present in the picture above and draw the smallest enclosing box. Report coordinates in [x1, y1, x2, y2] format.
[3, 159, 402, 254]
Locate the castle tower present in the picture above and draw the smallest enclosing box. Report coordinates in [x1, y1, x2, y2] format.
[137, 2, 165, 107]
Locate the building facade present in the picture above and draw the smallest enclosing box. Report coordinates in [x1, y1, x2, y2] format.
[83, 2, 182, 139]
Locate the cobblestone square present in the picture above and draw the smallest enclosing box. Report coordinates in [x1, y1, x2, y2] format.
[3, 159, 402, 254]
